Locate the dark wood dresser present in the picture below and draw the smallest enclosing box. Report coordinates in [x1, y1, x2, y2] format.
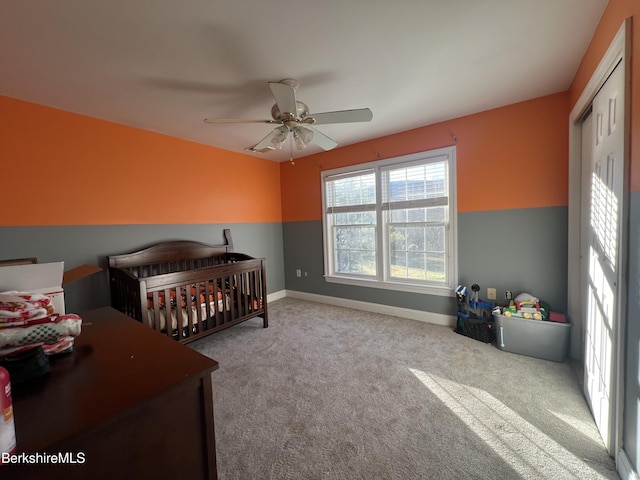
[3, 307, 218, 480]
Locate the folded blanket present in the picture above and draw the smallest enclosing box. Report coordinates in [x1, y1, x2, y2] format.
[0, 336, 76, 358]
[42, 336, 75, 355]
[0, 313, 82, 349]
[0, 291, 83, 358]
[0, 291, 56, 322]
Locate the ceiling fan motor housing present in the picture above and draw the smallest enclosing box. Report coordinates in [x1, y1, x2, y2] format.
[271, 101, 310, 124]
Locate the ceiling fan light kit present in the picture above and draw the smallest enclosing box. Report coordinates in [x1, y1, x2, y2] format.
[271, 126, 289, 149]
[293, 126, 313, 149]
[204, 78, 372, 159]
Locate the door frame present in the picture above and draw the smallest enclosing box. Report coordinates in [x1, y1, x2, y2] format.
[567, 18, 630, 464]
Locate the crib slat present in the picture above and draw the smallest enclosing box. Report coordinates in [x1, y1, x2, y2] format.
[213, 278, 220, 327]
[242, 271, 249, 315]
[152, 291, 161, 332]
[228, 275, 237, 322]
[249, 270, 257, 312]
[183, 284, 191, 340]
[235, 273, 243, 317]
[163, 286, 170, 338]
[202, 279, 211, 331]
[194, 282, 203, 334]
[215, 280, 224, 327]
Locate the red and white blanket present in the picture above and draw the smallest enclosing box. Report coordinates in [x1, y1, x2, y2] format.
[0, 292, 82, 356]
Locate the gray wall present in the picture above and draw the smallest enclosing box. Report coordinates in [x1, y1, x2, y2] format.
[624, 191, 640, 471]
[458, 206, 568, 312]
[1, 206, 567, 318]
[283, 206, 569, 316]
[0, 223, 284, 314]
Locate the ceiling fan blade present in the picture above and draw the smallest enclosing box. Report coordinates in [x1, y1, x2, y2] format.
[269, 82, 297, 115]
[204, 118, 275, 124]
[305, 108, 373, 125]
[250, 130, 279, 151]
[247, 127, 289, 152]
[308, 127, 338, 151]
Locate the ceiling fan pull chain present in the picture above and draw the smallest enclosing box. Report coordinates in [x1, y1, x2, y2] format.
[289, 135, 295, 166]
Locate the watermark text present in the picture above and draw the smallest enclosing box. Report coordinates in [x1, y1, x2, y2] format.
[2, 451, 85, 464]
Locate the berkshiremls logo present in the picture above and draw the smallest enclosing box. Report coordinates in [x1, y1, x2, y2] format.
[1, 451, 86, 464]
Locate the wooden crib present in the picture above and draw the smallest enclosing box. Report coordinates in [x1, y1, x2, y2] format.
[108, 229, 267, 344]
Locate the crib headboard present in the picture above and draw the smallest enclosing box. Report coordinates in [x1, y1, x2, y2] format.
[108, 228, 234, 271]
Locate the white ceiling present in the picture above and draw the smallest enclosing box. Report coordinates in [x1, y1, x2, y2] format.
[1, 1, 608, 162]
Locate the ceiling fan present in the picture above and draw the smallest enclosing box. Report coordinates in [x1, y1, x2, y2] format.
[203, 79, 373, 157]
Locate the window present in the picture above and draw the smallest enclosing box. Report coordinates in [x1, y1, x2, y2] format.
[322, 147, 456, 295]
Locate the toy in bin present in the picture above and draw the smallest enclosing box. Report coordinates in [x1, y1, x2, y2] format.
[454, 283, 495, 343]
[496, 292, 550, 321]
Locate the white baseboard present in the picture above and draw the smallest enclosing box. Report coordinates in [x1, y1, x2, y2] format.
[267, 290, 287, 303]
[281, 289, 456, 327]
[618, 449, 639, 480]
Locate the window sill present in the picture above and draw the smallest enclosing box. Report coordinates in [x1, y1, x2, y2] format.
[324, 274, 455, 297]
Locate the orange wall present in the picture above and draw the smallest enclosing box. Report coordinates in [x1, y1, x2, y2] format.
[281, 92, 569, 222]
[569, 0, 640, 192]
[0, 96, 282, 226]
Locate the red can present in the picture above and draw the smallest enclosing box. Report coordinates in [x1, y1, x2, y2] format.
[0, 367, 16, 463]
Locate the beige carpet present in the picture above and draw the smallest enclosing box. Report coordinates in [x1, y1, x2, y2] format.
[191, 298, 618, 480]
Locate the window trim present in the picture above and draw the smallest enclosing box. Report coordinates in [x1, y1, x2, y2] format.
[321, 146, 457, 297]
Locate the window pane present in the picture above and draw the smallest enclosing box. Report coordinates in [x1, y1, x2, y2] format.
[391, 206, 447, 223]
[426, 206, 446, 222]
[389, 226, 406, 251]
[406, 226, 425, 251]
[390, 210, 407, 223]
[326, 172, 375, 207]
[426, 225, 445, 252]
[334, 211, 375, 226]
[389, 225, 446, 282]
[334, 225, 376, 275]
[407, 252, 427, 279]
[427, 252, 446, 281]
[385, 162, 447, 203]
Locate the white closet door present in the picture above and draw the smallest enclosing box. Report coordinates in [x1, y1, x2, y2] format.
[583, 60, 624, 455]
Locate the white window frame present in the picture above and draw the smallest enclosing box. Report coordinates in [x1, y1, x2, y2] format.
[321, 146, 457, 296]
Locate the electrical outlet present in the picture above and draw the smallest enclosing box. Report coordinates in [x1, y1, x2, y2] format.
[487, 288, 497, 300]
[296, 269, 302, 278]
